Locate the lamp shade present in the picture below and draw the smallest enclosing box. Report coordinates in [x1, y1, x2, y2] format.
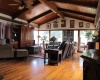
[93, 30, 98, 36]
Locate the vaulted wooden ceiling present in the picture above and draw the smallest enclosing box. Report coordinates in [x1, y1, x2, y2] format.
[0, 0, 99, 27]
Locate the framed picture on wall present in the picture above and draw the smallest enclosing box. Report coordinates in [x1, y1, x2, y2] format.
[86, 23, 90, 28]
[53, 21, 58, 28]
[46, 23, 51, 29]
[70, 20, 74, 28]
[61, 19, 66, 27]
[79, 22, 83, 27]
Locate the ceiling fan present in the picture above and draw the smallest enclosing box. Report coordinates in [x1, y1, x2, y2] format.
[8, 0, 33, 10]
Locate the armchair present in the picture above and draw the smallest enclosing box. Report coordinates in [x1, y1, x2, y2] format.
[0, 44, 14, 58]
[44, 41, 66, 65]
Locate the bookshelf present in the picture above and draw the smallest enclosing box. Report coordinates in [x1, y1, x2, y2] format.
[10, 26, 19, 48]
[63, 30, 74, 42]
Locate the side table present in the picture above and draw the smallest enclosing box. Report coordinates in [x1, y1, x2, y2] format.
[44, 49, 62, 65]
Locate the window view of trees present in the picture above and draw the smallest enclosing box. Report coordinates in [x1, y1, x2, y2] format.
[80, 30, 94, 45]
[50, 31, 62, 42]
[34, 30, 38, 44]
[33, 30, 94, 47]
[39, 31, 49, 44]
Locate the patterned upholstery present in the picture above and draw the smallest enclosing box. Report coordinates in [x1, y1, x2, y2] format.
[0, 44, 14, 58]
[48, 41, 61, 49]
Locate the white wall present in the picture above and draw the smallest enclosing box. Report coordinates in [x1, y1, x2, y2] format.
[38, 17, 95, 30]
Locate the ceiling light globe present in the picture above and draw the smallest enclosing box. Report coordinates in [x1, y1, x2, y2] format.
[18, 6, 24, 10]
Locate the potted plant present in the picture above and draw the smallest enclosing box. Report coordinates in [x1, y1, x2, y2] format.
[41, 36, 47, 49]
[73, 41, 78, 53]
[85, 31, 93, 41]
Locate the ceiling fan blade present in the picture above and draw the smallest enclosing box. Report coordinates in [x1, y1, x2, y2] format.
[8, 4, 18, 6]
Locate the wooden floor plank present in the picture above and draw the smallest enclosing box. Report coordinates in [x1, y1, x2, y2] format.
[0, 53, 83, 80]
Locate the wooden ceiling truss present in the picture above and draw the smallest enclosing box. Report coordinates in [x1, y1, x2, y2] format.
[0, 0, 99, 26]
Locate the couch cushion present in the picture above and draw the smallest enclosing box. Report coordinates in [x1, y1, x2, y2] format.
[0, 40, 4, 45]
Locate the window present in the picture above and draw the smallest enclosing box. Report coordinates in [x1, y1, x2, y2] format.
[50, 31, 62, 42]
[33, 30, 38, 44]
[74, 30, 78, 42]
[39, 31, 49, 44]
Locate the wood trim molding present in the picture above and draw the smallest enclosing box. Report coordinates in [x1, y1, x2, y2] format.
[58, 8, 95, 18]
[47, 0, 97, 8]
[64, 14, 94, 23]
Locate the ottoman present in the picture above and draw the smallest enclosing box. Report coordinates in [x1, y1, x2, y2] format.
[26, 46, 41, 54]
[16, 49, 28, 58]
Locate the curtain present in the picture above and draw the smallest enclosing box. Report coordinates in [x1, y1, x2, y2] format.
[0, 22, 5, 39]
[5, 25, 11, 39]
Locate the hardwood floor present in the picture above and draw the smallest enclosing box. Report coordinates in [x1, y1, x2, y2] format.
[0, 53, 83, 80]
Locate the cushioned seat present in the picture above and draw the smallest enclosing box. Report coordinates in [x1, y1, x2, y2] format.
[0, 44, 14, 59]
[26, 46, 41, 54]
[16, 49, 28, 58]
[47, 41, 61, 49]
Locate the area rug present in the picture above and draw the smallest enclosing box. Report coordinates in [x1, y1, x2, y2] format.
[29, 51, 48, 59]
[33, 54, 44, 58]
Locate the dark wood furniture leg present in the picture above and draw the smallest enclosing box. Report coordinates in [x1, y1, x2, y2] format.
[0, 75, 3, 80]
[44, 52, 46, 64]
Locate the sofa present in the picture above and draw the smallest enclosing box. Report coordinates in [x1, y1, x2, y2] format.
[0, 44, 14, 58]
[0, 44, 28, 59]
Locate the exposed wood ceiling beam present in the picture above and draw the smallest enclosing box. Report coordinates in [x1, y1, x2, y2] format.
[39, 16, 59, 25]
[39, 0, 64, 18]
[58, 8, 95, 18]
[12, 8, 28, 19]
[64, 14, 94, 23]
[47, 0, 97, 8]
[12, 1, 40, 19]
[28, 10, 52, 23]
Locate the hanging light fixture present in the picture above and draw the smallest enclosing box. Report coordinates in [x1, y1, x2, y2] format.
[18, 5, 24, 10]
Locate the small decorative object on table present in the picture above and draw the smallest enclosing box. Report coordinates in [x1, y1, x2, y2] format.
[41, 36, 47, 49]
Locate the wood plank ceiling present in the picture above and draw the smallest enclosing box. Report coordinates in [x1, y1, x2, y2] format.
[0, 0, 98, 26]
